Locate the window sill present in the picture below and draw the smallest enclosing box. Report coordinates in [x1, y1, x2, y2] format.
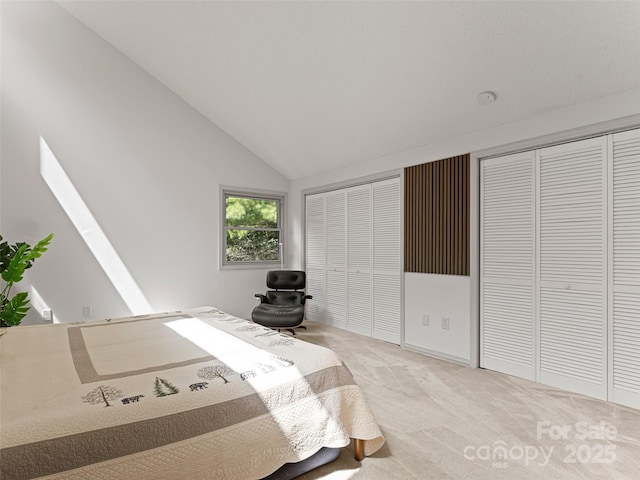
[220, 263, 282, 271]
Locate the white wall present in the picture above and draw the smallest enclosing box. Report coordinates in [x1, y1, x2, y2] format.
[289, 87, 640, 363]
[404, 273, 470, 363]
[0, 1, 288, 324]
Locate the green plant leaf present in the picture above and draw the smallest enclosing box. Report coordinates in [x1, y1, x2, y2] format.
[26, 233, 54, 262]
[0, 236, 12, 272]
[1, 244, 29, 284]
[1, 234, 53, 327]
[1, 291, 29, 327]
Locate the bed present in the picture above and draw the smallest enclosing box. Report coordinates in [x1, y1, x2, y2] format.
[0, 306, 384, 479]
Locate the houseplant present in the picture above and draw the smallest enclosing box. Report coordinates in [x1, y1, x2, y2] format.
[1, 233, 54, 327]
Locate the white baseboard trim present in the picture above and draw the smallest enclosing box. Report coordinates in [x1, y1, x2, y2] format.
[403, 343, 470, 366]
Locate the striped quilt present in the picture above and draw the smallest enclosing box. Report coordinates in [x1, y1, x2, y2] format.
[0, 307, 383, 479]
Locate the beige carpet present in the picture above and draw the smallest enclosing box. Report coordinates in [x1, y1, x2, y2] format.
[297, 321, 640, 480]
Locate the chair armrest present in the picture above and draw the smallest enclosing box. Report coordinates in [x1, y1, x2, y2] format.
[254, 294, 269, 303]
[302, 294, 313, 304]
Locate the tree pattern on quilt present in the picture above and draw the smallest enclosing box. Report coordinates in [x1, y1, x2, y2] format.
[269, 337, 294, 347]
[235, 324, 261, 332]
[271, 355, 294, 367]
[197, 365, 235, 384]
[81, 385, 123, 407]
[255, 362, 276, 374]
[153, 377, 180, 397]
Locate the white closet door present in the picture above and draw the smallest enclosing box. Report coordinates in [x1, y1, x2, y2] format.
[537, 137, 607, 400]
[325, 190, 347, 329]
[305, 193, 326, 322]
[481, 152, 536, 380]
[372, 178, 402, 344]
[347, 184, 372, 336]
[610, 129, 640, 409]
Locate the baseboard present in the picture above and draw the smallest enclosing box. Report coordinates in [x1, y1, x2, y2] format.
[402, 343, 470, 366]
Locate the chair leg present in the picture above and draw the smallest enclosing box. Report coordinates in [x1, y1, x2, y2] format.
[277, 328, 297, 335]
[297, 325, 307, 330]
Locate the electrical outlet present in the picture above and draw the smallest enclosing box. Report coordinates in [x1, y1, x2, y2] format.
[42, 309, 53, 322]
[82, 305, 92, 318]
[441, 317, 450, 330]
[422, 314, 430, 326]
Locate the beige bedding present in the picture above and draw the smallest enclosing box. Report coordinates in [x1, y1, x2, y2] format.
[0, 307, 384, 479]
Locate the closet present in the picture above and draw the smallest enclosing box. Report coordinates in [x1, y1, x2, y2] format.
[305, 177, 402, 344]
[480, 128, 640, 409]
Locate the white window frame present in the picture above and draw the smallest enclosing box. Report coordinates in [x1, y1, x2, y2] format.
[220, 187, 286, 269]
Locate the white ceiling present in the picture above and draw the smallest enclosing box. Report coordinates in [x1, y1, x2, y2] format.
[57, 0, 640, 180]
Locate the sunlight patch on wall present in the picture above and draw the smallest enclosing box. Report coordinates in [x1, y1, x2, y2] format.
[29, 285, 59, 324]
[39, 137, 152, 315]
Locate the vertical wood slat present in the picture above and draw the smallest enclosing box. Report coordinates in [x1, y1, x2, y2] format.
[404, 154, 470, 275]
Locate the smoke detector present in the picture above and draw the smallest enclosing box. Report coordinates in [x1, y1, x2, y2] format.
[477, 91, 497, 105]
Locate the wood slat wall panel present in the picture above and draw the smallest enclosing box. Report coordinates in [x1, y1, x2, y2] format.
[404, 154, 470, 275]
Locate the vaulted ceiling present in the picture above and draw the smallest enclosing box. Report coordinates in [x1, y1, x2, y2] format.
[57, 1, 640, 180]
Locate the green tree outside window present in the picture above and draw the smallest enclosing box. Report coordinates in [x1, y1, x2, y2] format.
[224, 193, 283, 264]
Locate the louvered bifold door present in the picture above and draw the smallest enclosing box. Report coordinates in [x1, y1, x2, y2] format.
[610, 129, 640, 409]
[347, 184, 372, 336]
[325, 190, 347, 329]
[481, 152, 536, 380]
[305, 193, 326, 322]
[537, 137, 607, 400]
[372, 178, 402, 344]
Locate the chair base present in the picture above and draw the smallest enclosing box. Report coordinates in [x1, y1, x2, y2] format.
[277, 325, 307, 336]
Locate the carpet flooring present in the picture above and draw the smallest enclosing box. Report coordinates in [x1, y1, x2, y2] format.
[297, 321, 640, 480]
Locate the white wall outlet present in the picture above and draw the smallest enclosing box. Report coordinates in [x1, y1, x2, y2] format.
[422, 314, 430, 326]
[441, 317, 450, 330]
[82, 305, 92, 318]
[42, 309, 53, 322]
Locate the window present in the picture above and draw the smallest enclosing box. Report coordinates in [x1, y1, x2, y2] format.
[222, 189, 284, 267]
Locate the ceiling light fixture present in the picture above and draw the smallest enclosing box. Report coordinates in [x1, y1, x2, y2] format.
[477, 91, 497, 105]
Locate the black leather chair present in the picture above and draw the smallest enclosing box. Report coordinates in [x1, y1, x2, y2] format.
[252, 270, 312, 335]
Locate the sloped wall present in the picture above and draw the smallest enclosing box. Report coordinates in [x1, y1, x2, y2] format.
[0, 1, 288, 323]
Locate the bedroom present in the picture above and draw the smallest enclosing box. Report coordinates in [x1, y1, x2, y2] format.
[1, 1, 640, 479]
